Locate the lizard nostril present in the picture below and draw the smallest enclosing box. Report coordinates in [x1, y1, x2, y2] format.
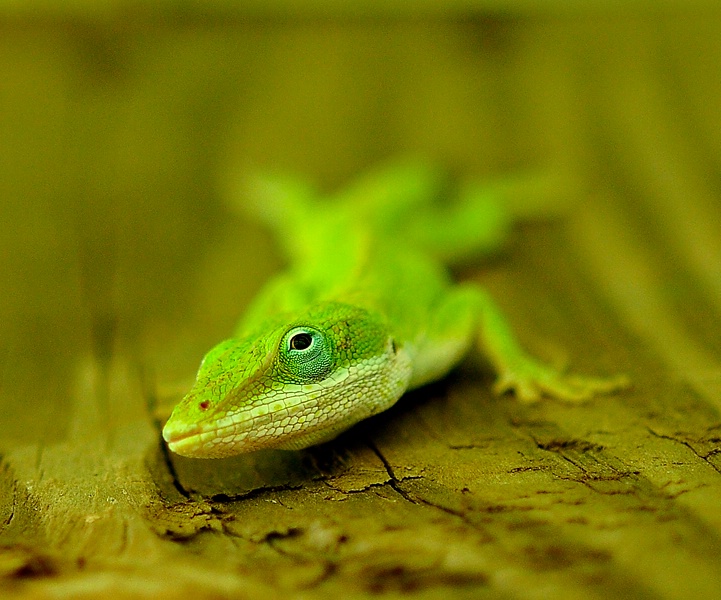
[199, 400, 210, 411]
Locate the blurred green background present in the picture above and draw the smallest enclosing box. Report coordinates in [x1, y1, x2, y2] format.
[1, 3, 720, 445]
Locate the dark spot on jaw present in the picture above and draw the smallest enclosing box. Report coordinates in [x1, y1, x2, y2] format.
[390, 338, 397, 354]
[199, 400, 210, 411]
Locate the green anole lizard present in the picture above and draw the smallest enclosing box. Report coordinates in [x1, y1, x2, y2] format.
[163, 163, 628, 458]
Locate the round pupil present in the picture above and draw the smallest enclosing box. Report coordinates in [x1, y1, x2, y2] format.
[289, 332, 313, 351]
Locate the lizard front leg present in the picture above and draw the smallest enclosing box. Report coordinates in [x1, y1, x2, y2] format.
[466, 285, 629, 402]
[412, 284, 628, 402]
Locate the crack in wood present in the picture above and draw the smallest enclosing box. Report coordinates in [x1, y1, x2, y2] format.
[366, 442, 419, 505]
[646, 427, 721, 475]
[159, 439, 190, 500]
[209, 483, 305, 504]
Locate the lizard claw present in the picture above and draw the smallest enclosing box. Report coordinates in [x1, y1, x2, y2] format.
[493, 359, 630, 404]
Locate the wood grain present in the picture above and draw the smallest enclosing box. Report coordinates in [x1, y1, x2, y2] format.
[1, 10, 720, 599]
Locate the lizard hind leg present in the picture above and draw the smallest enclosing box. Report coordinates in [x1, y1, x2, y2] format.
[405, 180, 512, 265]
[405, 171, 572, 265]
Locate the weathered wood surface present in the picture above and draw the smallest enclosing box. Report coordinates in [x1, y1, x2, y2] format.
[1, 10, 721, 600]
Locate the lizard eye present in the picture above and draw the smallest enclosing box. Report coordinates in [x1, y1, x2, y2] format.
[289, 332, 313, 351]
[280, 326, 333, 381]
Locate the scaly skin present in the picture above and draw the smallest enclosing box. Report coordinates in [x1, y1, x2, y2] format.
[163, 163, 628, 458]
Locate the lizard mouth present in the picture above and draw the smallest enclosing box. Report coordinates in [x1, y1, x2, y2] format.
[163, 425, 227, 458]
[162, 417, 256, 459]
[162, 417, 229, 458]
[162, 421, 203, 456]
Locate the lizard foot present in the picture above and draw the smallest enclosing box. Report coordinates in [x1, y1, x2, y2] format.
[493, 357, 630, 404]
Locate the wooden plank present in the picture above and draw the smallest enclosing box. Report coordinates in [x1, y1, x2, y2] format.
[1, 12, 721, 600]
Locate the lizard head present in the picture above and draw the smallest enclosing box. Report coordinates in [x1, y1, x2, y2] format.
[162, 302, 412, 458]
